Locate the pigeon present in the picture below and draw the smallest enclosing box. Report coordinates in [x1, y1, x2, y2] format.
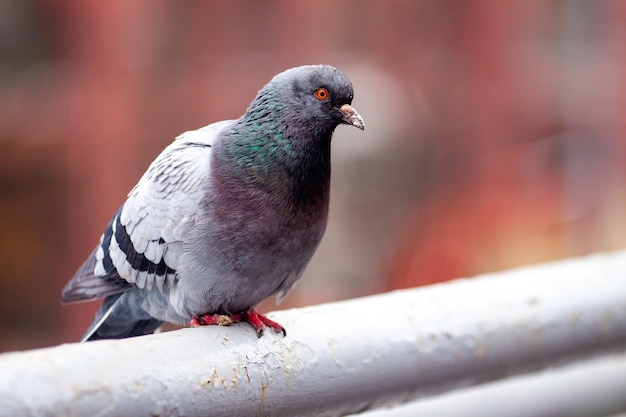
[61, 64, 364, 341]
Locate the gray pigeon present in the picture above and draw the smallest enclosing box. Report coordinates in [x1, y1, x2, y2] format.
[62, 64, 364, 341]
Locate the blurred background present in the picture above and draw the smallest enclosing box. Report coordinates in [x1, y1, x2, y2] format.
[1, 0, 625, 352]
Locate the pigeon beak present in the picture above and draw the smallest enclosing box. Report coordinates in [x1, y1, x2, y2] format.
[337, 104, 365, 130]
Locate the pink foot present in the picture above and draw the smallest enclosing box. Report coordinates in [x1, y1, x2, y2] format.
[190, 308, 286, 338]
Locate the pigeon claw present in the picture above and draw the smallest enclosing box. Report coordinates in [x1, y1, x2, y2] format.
[190, 308, 286, 338]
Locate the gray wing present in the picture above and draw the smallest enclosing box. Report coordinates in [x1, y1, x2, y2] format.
[62, 121, 232, 303]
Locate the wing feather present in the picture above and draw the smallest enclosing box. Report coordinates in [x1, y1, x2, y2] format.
[62, 121, 232, 303]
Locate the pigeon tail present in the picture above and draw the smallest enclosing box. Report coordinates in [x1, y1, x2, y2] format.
[81, 293, 163, 342]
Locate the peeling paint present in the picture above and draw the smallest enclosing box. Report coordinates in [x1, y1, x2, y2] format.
[1, 251, 626, 416]
[256, 381, 268, 417]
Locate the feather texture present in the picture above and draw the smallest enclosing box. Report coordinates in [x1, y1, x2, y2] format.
[62, 65, 364, 341]
[62, 121, 230, 302]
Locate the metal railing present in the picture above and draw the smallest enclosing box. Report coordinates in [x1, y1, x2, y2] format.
[1, 251, 626, 417]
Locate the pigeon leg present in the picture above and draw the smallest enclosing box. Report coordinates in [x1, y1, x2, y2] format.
[190, 308, 286, 338]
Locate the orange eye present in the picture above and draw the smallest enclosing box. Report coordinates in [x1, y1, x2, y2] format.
[314, 88, 329, 101]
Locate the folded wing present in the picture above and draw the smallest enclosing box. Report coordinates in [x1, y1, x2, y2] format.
[62, 121, 232, 303]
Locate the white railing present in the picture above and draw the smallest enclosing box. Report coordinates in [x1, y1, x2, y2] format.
[1, 251, 626, 417]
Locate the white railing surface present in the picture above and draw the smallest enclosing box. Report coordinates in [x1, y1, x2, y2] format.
[1, 251, 626, 417]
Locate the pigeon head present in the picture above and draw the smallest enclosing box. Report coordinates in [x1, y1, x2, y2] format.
[218, 65, 363, 203]
[261, 64, 365, 134]
[241, 65, 364, 144]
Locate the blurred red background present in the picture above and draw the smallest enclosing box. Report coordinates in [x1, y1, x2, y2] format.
[1, 1, 625, 351]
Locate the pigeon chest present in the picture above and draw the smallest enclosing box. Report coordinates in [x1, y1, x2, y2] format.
[208, 187, 328, 266]
[174, 189, 327, 314]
